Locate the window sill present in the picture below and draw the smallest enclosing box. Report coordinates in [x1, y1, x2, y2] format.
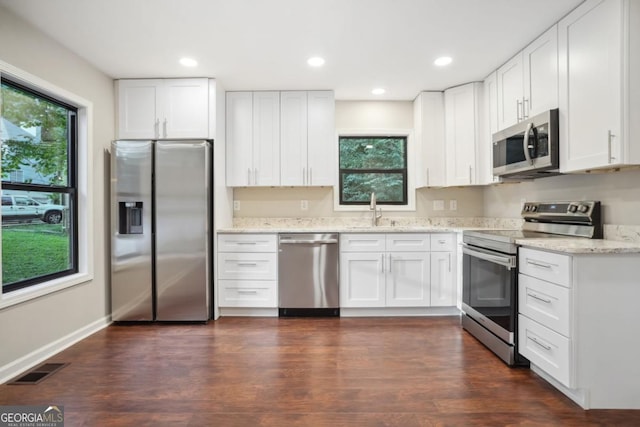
[0, 272, 93, 310]
[333, 203, 416, 213]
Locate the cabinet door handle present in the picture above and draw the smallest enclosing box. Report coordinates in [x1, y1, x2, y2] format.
[381, 253, 385, 273]
[426, 168, 430, 186]
[526, 259, 553, 269]
[247, 168, 251, 185]
[155, 118, 160, 138]
[523, 98, 529, 119]
[388, 254, 392, 273]
[469, 166, 473, 184]
[528, 292, 552, 304]
[608, 130, 616, 163]
[254, 168, 258, 185]
[163, 118, 167, 138]
[236, 241, 257, 245]
[302, 167, 306, 185]
[448, 253, 452, 272]
[516, 99, 522, 122]
[237, 290, 259, 294]
[528, 335, 552, 351]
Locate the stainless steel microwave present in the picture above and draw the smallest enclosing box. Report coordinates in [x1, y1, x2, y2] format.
[492, 109, 559, 179]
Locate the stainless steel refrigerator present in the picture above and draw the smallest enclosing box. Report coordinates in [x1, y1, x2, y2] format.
[111, 140, 212, 322]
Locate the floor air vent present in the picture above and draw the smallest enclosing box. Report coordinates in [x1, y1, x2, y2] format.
[7, 363, 68, 385]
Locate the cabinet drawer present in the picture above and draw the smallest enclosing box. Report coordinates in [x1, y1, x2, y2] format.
[219, 280, 277, 307]
[340, 234, 386, 252]
[218, 253, 277, 280]
[386, 234, 430, 252]
[519, 247, 571, 287]
[519, 274, 571, 337]
[519, 315, 572, 388]
[430, 233, 456, 251]
[218, 233, 277, 253]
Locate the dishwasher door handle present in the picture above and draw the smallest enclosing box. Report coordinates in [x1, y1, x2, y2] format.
[279, 239, 338, 245]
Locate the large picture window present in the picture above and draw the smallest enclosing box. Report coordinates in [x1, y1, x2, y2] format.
[1, 78, 78, 292]
[339, 136, 408, 205]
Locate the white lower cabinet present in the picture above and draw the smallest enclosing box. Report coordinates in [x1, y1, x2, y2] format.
[517, 246, 640, 409]
[339, 251, 386, 307]
[340, 233, 456, 309]
[217, 233, 277, 308]
[386, 252, 430, 307]
[519, 314, 571, 387]
[430, 252, 455, 307]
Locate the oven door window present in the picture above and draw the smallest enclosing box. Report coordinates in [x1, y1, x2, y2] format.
[463, 252, 516, 333]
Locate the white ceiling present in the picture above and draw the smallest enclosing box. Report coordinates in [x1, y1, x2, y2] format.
[0, 0, 583, 100]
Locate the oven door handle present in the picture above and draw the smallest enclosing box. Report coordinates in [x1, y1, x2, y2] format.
[463, 246, 516, 269]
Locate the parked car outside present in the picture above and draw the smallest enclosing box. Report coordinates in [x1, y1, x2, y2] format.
[1, 195, 66, 224]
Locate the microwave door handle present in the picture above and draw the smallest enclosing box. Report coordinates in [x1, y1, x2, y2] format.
[523, 122, 534, 165]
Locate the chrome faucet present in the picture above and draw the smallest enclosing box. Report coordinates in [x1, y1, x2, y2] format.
[370, 192, 382, 226]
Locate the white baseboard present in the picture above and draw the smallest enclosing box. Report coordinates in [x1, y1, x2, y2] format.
[0, 315, 111, 384]
[219, 307, 278, 317]
[340, 306, 461, 317]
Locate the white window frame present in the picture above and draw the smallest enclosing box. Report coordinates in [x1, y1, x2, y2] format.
[0, 60, 94, 309]
[334, 128, 416, 212]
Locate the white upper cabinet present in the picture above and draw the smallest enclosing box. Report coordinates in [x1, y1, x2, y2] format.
[252, 92, 280, 186]
[281, 91, 335, 186]
[497, 25, 558, 130]
[482, 72, 500, 184]
[523, 25, 558, 118]
[116, 78, 209, 139]
[444, 82, 484, 186]
[559, 0, 640, 172]
[414, 92, 446, 187]
[228, 90, 334, 187]
[497, 55, 524, 130]
[280, 91, 308, 185]
[226, 91, 280, 186]
[306, 91, 336, 186]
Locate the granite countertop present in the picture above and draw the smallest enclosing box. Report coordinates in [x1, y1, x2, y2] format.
[216, 225, 472, 233]
[217, 218, 640, 255]
[516, 237, 640, 254]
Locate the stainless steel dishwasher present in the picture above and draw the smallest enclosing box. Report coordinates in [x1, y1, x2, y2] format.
[278, 233, 339, 316]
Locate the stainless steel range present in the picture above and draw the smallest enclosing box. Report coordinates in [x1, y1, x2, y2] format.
[461, 201, 602, 366]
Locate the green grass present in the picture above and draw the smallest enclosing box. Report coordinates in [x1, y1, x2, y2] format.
[2, 226, 70, 285]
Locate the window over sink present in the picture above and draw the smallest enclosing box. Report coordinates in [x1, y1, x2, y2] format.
[338, 136, 408, 205]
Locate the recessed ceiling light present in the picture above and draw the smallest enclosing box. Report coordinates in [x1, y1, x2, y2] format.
[179, 57, 198, 67]
[307, 57, 325, 67]
[434, 56, 453, 66]
[371, 88, 385, 95]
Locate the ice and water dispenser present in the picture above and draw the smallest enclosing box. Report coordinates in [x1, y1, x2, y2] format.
[118, 201, 143, 234]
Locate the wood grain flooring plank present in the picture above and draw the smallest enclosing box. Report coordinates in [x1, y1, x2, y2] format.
[2, 316, 640, 426]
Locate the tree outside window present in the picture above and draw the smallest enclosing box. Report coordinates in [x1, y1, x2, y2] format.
[339, 136, 408, 205]
[1, 78, 78, 292]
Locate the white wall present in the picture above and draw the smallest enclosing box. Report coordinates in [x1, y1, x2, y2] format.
[0, 5, 114, 376]
[484, 168, 640, 225]
[233, 100, 485, 218]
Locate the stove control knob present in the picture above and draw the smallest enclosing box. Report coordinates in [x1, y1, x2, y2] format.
[529, 205, 537, 212]
[568, 205, 578, 213]
[578, 204, 590, 213]
[523, 205, 530, 212]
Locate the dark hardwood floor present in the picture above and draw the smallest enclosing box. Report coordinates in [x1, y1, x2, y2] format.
[1, 316, 639, 426]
